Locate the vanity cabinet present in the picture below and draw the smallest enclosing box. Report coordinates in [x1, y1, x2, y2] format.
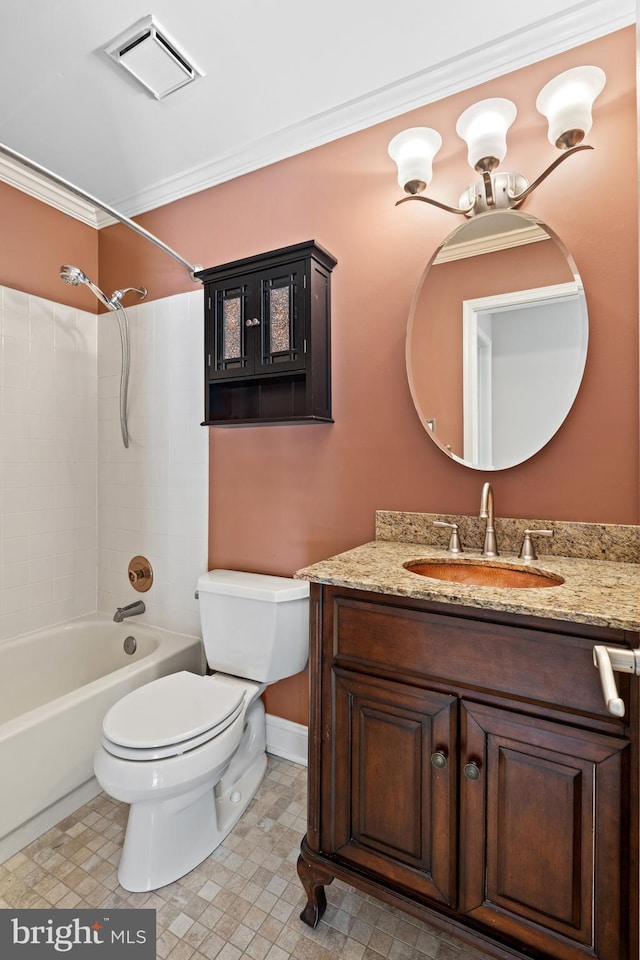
[196, 241, 336, 425]
[298, 584, 639, 960]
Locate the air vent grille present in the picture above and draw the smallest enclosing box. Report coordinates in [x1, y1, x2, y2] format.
[104, 15, 204, 100]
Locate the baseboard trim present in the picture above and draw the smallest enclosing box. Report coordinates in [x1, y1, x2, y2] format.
[265, 714, 308, 767]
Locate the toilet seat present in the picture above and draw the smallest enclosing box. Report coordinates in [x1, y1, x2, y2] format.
[101, 672, 247, 761]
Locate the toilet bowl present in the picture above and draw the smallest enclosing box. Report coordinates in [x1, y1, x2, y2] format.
[94, 570, 309, 892]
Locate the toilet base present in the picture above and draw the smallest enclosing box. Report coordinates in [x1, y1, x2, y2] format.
[117, 699, 268, 892]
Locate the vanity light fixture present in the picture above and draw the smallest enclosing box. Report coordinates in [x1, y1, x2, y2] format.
[388, 65, 605, 218]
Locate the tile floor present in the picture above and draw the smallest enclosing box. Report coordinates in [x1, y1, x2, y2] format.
[0, 757, 488, 960]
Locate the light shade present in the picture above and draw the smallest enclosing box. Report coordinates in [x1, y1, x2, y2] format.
[455, 98, 517, 172]
[536, 66, 605, 149]
[388, 127, 442, 194]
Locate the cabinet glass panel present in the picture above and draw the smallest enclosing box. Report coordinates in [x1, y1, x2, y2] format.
[262, 275, 297, 364]
[223, 296, 242, 360]
[215, 287, 246, 370]
[269, 287, 291, 354]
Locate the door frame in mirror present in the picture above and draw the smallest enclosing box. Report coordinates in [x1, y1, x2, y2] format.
[462, 281, 587, 467]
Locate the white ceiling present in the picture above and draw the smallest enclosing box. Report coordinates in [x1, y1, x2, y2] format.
[0, 0, 634, 222]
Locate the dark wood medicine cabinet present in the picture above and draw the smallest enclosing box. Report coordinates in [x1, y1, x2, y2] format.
[196, 241, 336, 426]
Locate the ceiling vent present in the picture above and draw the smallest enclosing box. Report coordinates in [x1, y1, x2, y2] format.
[104, 15, 204, 100]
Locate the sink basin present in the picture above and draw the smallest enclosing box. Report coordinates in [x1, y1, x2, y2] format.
[405, 559, 564, 589]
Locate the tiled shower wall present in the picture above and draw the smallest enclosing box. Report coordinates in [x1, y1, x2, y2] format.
[97, 289, 208, 636]
[0, 286, 98, 640]
[0, 284, 208, 642]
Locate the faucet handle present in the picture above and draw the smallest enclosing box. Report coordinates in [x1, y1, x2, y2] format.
[433, 520, 464, 554]
[518, 528, 554, 561]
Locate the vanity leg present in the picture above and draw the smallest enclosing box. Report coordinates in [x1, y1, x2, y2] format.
[297, 847, 334, 928]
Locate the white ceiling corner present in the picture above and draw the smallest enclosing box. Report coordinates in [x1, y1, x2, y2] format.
[0, 0, 634, 228]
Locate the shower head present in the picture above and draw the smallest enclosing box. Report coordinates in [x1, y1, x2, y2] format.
[59, 265, 146, 309]
[59, 264, 87, 286]
[59, 264, 112, 309]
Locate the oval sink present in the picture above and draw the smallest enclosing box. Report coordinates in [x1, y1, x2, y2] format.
[405, 559, 564, 589]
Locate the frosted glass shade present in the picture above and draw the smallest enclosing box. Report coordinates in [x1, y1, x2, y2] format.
[388, 127, 442, 193]
[536, 66, 606, 148]
[455, 98, 517, 172]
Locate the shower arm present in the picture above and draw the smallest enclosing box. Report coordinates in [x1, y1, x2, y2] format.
[0, 141, 203, 280]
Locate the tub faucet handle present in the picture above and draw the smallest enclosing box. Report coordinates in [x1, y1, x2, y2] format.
[433, 520, 463, 554]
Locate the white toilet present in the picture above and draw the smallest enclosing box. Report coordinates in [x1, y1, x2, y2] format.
[93, 569, 309, 892]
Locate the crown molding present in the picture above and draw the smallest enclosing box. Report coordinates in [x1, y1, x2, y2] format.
[0, 155, 102, 228]
[1, 0, 634, 224]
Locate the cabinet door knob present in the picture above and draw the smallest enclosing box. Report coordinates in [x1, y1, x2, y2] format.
[463, 761, 481, 781]
[245, 318, 260, 327]
[431, 750, 448, 769]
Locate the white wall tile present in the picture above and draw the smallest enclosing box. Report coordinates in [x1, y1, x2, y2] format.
[1, 536, 29, 564]
[0, 285, 208, 644]
[98, 289, 207, 636]
[1, 561, 28, 590]
[0, 286, 98, 637]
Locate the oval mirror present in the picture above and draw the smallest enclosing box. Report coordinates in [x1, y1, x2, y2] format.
[406, 210, 588, 471]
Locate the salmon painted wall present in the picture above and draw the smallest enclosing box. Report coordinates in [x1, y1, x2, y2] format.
[0, 181, 98, 311]
[95, 30, 638, 722]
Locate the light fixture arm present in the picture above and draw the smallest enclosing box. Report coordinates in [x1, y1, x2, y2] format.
[396, 143, 593, 218]
[395, 193, 474, 216]
[506, 143, 593, 206]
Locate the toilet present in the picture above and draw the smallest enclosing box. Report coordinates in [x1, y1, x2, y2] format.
[93, 569, 309, 892]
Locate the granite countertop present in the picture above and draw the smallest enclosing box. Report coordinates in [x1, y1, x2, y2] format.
[295, 513, 640, 633]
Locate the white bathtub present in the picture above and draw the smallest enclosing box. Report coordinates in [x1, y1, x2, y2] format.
[0, 615, 204, 863]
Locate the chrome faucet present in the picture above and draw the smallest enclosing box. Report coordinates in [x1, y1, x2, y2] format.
[479, 482, 499, 557]
[113, 600, 145, 622]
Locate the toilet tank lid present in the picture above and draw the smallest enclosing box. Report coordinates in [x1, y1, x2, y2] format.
[197, 569, 310, 602]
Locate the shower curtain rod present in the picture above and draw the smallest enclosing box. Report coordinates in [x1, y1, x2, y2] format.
[0, 141, 202, 279]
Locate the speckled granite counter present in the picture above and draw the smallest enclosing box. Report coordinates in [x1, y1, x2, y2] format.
[296, 513, 640, 633]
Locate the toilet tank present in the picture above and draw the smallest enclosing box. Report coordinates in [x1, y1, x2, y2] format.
[196, 569, 310, 683]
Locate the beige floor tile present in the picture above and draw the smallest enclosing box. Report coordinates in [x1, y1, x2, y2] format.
[0, 757, 489, 960]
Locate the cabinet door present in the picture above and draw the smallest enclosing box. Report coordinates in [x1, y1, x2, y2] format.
[460, 701, 629, 960]
[207, 279, 252, 379]
[252, 263, 307, 375]
[325, 668, 457, 906]
[207, 264, 307, 380]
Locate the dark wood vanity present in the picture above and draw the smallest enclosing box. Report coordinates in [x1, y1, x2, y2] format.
[297, 580, 640, 960]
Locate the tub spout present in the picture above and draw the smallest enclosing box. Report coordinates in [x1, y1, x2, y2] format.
[114, 601, 146, 622]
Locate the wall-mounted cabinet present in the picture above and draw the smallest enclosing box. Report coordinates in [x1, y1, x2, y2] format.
[196, 241, 336, 426]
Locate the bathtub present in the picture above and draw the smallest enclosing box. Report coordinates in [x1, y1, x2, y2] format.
[0, 615, 204, 863]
